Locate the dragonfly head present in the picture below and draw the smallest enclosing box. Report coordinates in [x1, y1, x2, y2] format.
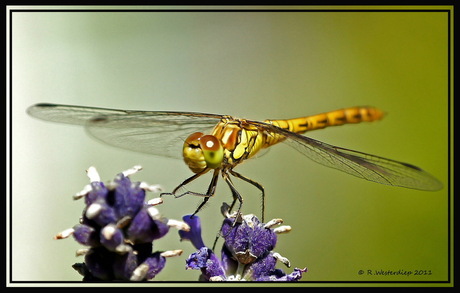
[183, 132, 224, 173]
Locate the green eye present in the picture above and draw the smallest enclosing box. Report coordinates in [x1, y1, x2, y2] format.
[199, 135, 223, 168]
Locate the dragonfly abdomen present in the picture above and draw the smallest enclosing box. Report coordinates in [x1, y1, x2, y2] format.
[263, 106, 384, 146]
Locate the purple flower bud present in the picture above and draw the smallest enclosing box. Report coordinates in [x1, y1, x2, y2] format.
[185, 247, 225, 281]
[72, 224, 99, 246]
[100, 224, 125, 252]
[112, 174, 145, 219]
[85, 182, 108, 205]
[220, 244, 237, 275]
[222, 214, 277, 264]
[127, 206, 170, 243]
[178, 215, 205, 249]
[84, 247, 114, 281]
[247, 219, 277, 258]
[185, 246, 211, 270]
[245, 252, 278, 280]
[140, 252, 166, 280]
[113, 250, 138, 280]
[256, 267, 308, 282]
[84, 201, 118, 227]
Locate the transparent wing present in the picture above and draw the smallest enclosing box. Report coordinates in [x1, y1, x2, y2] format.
[250, 121, 443, 191]
[27, 103, 223, 159]
[85, 112, 222, 159]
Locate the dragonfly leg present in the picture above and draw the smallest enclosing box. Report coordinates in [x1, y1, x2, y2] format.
[160, 169, 209, 198]
[161, 169, 220, 217]
[229, 170, 265, 222]
[190, 169, 220, 217]
[223, 173, 244, 220]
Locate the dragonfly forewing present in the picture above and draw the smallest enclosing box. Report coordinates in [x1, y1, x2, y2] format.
[27, 103, 132, 125]
[86, 113, 220, 159]
[27, 103, 223, 159]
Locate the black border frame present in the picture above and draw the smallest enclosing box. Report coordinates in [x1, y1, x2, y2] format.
[6, 6, 453, 286]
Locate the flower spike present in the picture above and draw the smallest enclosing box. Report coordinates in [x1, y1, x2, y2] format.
[57, 166, 185, 281]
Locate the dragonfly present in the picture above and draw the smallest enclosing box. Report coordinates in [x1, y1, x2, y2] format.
[27, 103, 442, 220]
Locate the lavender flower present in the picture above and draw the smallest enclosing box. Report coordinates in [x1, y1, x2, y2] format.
[55, 166, 189, 281]
[179, 203, 307, 281]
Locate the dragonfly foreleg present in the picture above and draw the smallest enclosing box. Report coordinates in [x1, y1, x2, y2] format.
[191, 169, 220, 217]
[160, 169, 210, 198]
[160, 170, 207, 198]
[161, 169, 220, 218]
[229, 169, 265, 222]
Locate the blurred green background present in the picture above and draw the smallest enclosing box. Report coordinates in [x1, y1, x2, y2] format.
[11, 8, 450, 284]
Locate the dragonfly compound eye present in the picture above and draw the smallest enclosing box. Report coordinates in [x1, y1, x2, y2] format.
[183, 133, 223, 172]
[199, 135, 224, 169]
[183, 132, 207, 173]
[185, 132, 204, 146]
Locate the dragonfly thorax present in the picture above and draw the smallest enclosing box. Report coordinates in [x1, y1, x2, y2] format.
[183, 132, 224, 173]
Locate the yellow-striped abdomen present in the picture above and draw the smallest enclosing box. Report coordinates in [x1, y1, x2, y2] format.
[263, 106, 384, 147]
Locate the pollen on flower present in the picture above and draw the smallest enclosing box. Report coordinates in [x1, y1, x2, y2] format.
[75, 248, 89, 257]
[263, 218, 283, 229]
[121, 165, 143, 177]
[160, 249, 183, 258]
[272, 252, 291, 267]
[101, 224, 117, 240]
[167, 219, 191, 231]
[130, 263, 150, 282]
[86, 166, 100, 182]
[54, 228, 75, 240]
[273, 225, 292, 234]
[209, 276, 225, 281]
[73, 184, 92, 200]
[140, 182, 163, 193]
[85, 203, 102, 219]
[147, 197, 163, 206]
[146, 206, 161, 220]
